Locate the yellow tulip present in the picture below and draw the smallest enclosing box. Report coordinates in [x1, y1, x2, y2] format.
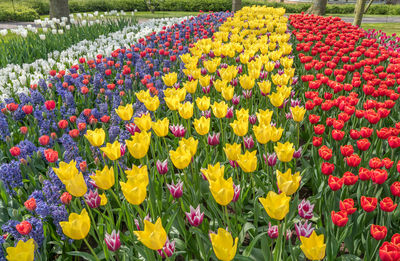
[84, 128, 105, 147]
[201, 162, 224, 182]
[270, 126, 284, 142]
[135, 90, 151, 103]
[213, 79, 228, 92]
[134, 113, 152, 131]
[178, 137, 198, 157]
[209, 176, 234, 206]
[203, 59, 219, 73]
[221, 85, 234, 101]
[196, 96, 211, 111]
[6, 238, 35, 261]
[223, 143, 241, 161]
[164, 95, 180, 111]
[210, 228, 238, 261]
[101, 140, 121, 161]
[265, 61, 275, 72]
[126, 131, 151, 159]
[237, 150, 257, 173]
[256, 109, 273, 125]
[115, 104, 133, 121]
[152, 118, 169, 137]
[269, 92, 285, 107]
[100, 193, 108, 206]
[290, 106, 306, 122]
[53, 160, 78, 182]
[300, 231, 326, 260]
[162, 72, 177, 87]
[169, 146, 192, 169]
[143, 96, 160, 112]
[177, 88, 187, 102]
[239, 74, 255, 90]
[253, 124, 271, 144]
[199, 75, 211, 87]
[211, 101, 228, 118]
[60, 209, 90, 240]
[120, 178, 148, 205]
[64, 172, 87, 197]
[276, 169, 301, 195]
[178, 102, 194, 120]
[230, 119, 248, 137]
[274, 141, 295, 162]
[236, 108, 249, 121]
[193, 116, 210, 135]
[259, 191, 290, 220]
[183, 80, 198, 94]
[90, 165, 115, 190]
[134, 217, 167, 250]
[258, 81, 271, 95]
[125, 165, 149, 186]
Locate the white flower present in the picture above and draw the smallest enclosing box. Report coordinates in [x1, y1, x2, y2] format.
[39, 34, 46, 40]
[0, 29, 7, 36]
[51, 29, 57, 34]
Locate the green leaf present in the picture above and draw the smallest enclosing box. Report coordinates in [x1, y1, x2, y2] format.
[66, 251, 98, 261]
[242, 232, 268, 257]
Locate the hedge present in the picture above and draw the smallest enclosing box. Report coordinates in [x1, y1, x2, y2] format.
[0, 3, 40, 22]
[1, 0, 400, 22]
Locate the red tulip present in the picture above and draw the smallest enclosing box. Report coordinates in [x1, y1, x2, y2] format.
[380, 197, 397, 212]
[371, 224, 387, 240]
[379, 242, 400, 261]
[339, 198, 356, 215]
[361, 196, 377, 212]
[331, 210, 348, 227]
[328, 175, 343, 191]
[371, 169, 388, 185]
[321, 162, 335, 175]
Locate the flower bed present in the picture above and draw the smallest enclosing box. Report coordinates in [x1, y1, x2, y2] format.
[0, 6, 399, 261]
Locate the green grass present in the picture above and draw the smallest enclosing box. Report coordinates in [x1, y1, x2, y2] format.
[362, 23, 400, 35]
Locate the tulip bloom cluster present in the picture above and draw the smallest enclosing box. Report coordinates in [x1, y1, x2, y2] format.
[291, 13, 400, 260]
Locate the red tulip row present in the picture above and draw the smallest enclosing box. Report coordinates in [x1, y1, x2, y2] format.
[290, 14, 400, 260]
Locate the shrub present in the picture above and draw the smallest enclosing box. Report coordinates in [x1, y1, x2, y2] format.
[0, 5, 39, 22]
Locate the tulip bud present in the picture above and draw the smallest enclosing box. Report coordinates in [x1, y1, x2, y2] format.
[293, 147, 302, 159]
[268, 222, 278, 239]
[226, 106, 234, 119]
[16, 221, 32, 235]
[232, 94, 240, 105]
[242, 90, 252, 99]
[157, 238, 175, 258]
[295, 220, 314, 238]
[263, 152, 277, 167]
[156, 159, 168, 175]
[232, 184, 240, 202]
[243, 135, 254, 149]
[9, 146, 20, 157]
[84, 190, 101, 208]
[298, 199, 314, 219]
[207, 132, 220, 146]
[104, 230, 121, 251]
[24, 198, 37, 211]
[167, 181, 183, 199]
[185, 205, 204, 227]
[20, 126, 28, 134]
[249, 115, 257, 125]
[60, 192, 72, 205]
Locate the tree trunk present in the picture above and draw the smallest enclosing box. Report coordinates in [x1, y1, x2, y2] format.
[306, 0, 328, 15]
[49, 0, 70, 19]
[353, 0, 367, 26]
[232, 0, 242, 12]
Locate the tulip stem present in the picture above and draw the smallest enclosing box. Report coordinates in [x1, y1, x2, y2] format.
[83, 238, 99, 261]
[224, 205, 231, 233]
